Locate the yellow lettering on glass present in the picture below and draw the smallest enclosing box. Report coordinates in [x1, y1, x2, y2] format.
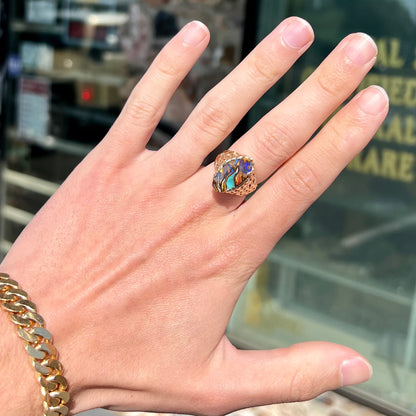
[348, 147, 415, 183]
[398, 152, 415, 182]
[376, 38, 405, 69]
[376, 114, 416, 146]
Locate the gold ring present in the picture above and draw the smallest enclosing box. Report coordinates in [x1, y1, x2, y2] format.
[212, 150, 257, 196]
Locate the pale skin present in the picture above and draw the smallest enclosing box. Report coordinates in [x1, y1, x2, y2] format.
[0, 17, 389, 416]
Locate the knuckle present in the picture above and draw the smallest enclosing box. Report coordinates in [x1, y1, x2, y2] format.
[195, 97, 234, 138]
[288, 369, 316, 401]
[282, 160, 321, 201]
[256, 121, 298, 163]
[247, 52, 279, 84]
[123, 94, 162, 129]
[315, 63, 346, 98]
[155, 54, 180, 78]
[326, 111, 366, 154]
[316, 72, 339, 97]
[326, 121, 350, 152]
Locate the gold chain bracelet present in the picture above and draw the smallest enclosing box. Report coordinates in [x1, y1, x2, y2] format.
[0, 272, 70, 416]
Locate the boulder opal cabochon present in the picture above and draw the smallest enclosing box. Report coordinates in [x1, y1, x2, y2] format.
[212, 155, 254, 193]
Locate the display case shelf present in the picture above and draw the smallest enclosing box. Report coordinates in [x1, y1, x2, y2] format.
[32, 69, 126, 87]
[51, 103, 117, 125]
[7, 127, 94, 157]
[269, 246, 413, 307]
[2, 204, 34, 226]
[3, 168, 59, 196]
[320, 192, 416, 221]
[0, 240, 13, 255]
[11, 20, 65, 35]
[70, 0, 133, 5]
[61, 10, 129, 25]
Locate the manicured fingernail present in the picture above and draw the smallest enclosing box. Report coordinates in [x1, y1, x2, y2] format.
[345, 33, 377, 65]
[341, 357, 373, 386]
[182, 21, 209, 47]
[357, 86, 389, 115]
[281, 18, 313, 49]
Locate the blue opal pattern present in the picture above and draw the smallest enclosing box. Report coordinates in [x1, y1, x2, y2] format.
[212, 156, 253, 193]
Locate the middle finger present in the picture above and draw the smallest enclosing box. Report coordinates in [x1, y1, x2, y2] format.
[231, 32, 378, 183]
[157, 17, 314, 180]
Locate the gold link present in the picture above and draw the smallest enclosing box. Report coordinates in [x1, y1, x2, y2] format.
[0, 277, 19, 289]
[39, 376, 58, 392]
[50, 391, 70, 404]
[10, 313, 32, 326]
[37, 342, 58, 357]
[7, 288, 29, 300]
[17, 327, 38, 343]
[47, 374, 68, 389]
[1, 302, 24, 313]
[34, 361, 53, 376]
[41, 385, 48, 398]
[48, 405, 69, 416]
[45, 406, 69, 416]
[45, 395, 61, 407]
[23, 311, 45, 326]
[43, 358, 63, 372]
[0, 291, 16, 301]
[19, 298, 37, 311]
[0, 273, 70, 413]
[31, 327, 51, 341]
[26, 344, 47, 360]
[45, 411, 60, 416]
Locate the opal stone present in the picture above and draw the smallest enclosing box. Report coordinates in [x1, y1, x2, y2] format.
[213, 156, 253, 193]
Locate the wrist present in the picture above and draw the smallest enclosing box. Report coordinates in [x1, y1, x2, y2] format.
[0, 302, 43, 416]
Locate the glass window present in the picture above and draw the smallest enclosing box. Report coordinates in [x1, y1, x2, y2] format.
[228, 1, 416, 414]
[0, 0, 248, 249]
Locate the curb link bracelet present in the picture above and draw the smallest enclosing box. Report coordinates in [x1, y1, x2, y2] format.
[0, 273, 70, 416]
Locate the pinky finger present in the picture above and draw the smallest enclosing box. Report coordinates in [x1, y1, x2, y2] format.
[244, 85, 389, 249]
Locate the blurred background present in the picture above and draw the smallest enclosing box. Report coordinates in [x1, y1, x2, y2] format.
[0, 1, 415, 415]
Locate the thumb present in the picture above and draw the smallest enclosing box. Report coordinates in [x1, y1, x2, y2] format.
[211, 341, 372, 414]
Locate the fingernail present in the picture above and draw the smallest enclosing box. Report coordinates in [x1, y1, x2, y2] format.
[357, 86, 389, 115]
[281, 18, 313, 49]
[345, 33, 377, 65]
[182, 21, 209, 47]
[341, 357, 373, 386]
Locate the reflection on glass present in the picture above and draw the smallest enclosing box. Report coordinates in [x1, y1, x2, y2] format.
[229, 0, 416, 413]
[1, 0, 247, 248]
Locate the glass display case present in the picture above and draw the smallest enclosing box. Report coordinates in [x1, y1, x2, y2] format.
[228, 1, 416, 415]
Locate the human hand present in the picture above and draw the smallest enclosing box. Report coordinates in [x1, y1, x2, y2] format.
[0, 17, 388, 416]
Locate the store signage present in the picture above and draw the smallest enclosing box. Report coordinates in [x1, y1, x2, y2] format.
[17, 77, 50, 143]
[349, 38, 416, 184]
[299, 36, 416, 207]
